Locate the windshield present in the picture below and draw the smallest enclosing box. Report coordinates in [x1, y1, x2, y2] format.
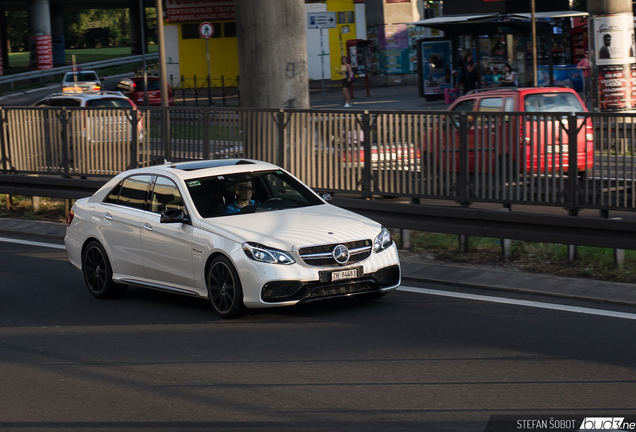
[185, 170, 324, 218]
[523, 93, 584, 112]
[86, 98, 133, 107]
[64, 72, 98, 82]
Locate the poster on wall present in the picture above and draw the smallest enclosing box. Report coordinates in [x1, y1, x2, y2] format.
[598, 64, 629, 111]
[165, 0, 235, 22]
[420, 39, 453, 96]
[594, 14, 634, 65]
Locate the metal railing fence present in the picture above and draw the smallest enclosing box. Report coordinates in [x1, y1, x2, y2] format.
[2, 105, 636, 213]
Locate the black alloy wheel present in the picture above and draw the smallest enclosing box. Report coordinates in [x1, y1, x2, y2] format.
[82, 241, 126, 299]
[207, 256, 245, 319]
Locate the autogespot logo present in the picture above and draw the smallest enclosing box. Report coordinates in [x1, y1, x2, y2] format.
[332, 244, 350, 264]
[579, 418, 625, 430]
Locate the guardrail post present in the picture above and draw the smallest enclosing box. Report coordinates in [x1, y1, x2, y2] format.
[128, 107, 139, 170]
[207, 74, 212, 106]
[237, 76, 241, 106]
[181, 75, 185, 104]
[0, 108, 7, 173]
[361, 110, 372, 198]
[194, 76, 199, 106]
[203, 109, 211, 160]
[457, 112, 471, 205]
[58, 108, 70, 177]
[163, 108, 171, 162]
[221, 75, 226, 107]
[276, 109, 285, 167]
[565, 112, 579, 213]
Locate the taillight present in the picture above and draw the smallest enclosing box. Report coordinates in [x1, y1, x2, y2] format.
[585, 119, 593, 142]
[66, 210, 74, 227]
[93, 85, 100, 91]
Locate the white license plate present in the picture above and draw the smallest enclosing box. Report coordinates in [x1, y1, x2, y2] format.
[331, 269, 358, 281]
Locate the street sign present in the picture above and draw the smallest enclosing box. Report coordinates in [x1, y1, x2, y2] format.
[199, 22, 214, 38]
[307, 12, 337, 29]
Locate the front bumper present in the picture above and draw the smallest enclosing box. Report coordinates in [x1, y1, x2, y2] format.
[261, 265, 400, 303]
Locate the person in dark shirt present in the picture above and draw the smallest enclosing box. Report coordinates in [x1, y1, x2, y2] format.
[462, 50, 478, 94]
[226, 182, 255, 214]
[599, 34, 611, 59]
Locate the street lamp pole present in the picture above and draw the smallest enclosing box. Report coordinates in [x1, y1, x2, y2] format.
[532, 0, 537, 86]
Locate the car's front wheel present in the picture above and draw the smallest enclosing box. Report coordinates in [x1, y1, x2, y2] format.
[82, 241, 127, 299]
[207, 256, 246, 319]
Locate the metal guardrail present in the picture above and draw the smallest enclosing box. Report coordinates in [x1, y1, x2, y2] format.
[2, 106, 636, 216]
[0, 54, 159, 86]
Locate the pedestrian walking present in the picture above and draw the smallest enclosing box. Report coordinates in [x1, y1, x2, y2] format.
[335, 56, 354, 108]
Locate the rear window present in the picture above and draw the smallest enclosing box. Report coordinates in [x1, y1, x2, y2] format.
[523, 93, 584, 112]
[133, 80, 161, 91]
[64, 72, 98, 82]
[86, 98, 133, 108]
[48, 98, 81, 107]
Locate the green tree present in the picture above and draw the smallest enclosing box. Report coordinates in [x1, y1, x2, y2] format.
[572, 0, 587, 12]
[6, 11, 29, 52]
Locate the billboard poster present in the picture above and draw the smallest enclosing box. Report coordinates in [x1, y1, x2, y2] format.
[594, 14, 634, 65]
[598, 64, 629, 111]
[378, 24, 408, 50]
[420, 39, 452, 96]
[165, 0, 235, 22]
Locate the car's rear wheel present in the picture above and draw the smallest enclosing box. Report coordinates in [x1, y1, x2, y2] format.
[82, 241, 127, 299]
[207, 256, 246, 319]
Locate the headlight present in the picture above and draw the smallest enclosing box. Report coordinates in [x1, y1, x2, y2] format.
[242, 242, 295, 265]
[373, 227, 393, 253]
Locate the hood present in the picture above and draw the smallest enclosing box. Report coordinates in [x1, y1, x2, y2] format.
[198, 204, 381, 251]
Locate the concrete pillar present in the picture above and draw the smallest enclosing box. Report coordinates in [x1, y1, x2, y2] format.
[129, 0, 143, 56]
[236, 0, 309, 109]
[50, 6, 65, 67]
[587, 0, 634, 111]
[28, 0, 51, 35]
[28, 0, 53, 70]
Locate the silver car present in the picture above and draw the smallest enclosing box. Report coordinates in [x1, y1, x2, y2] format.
[61, 70, 104, 93]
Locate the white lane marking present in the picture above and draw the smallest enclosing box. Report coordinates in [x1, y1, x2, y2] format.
[399, 285, 636, 321]
[0, 236, 66, 250]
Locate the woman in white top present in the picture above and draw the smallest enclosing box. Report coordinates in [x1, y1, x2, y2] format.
[499, 63, 518, 87]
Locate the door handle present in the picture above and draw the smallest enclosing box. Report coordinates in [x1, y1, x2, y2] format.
[104, 213, 113, 220]
[143, 223, 153, 231]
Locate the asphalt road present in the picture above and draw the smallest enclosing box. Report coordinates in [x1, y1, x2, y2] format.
[1, 237, 636, 432]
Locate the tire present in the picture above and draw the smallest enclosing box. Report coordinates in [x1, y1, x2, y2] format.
[82, 241, 127, 299]
[206, 256, 246, 319]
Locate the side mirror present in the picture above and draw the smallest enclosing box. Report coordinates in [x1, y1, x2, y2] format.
[101, 77, 106, 82]
[160, 209, 190, 224]
[321, 193, 333, 203]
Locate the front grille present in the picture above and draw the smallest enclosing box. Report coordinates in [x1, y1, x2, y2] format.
[372, 265, 400, 287]
[306, 282, 376, 299]
[262, 281, 304, 300]
[299, 239, 372, 267]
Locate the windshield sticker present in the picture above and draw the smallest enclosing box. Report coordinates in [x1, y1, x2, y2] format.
[217, 176, 225, 180]
[275, 171, 283, 174]
[187, 180, 201, 187]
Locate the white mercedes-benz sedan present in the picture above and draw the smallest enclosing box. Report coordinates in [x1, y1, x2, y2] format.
[65, 159, 401, 318]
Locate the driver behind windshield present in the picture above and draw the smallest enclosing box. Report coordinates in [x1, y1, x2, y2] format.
[226, 182, 255, 214]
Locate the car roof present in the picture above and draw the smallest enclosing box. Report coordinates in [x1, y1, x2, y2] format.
[64, 70, 99, 75]
[462, 86, 577, 97]
[129, 76, 159, 81]
[43, 91, 128, 100]
[120, 159, 281, 181]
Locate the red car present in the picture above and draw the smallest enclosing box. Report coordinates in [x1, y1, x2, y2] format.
[115, 76, 175, 106]
[432, 87, 593, 174]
